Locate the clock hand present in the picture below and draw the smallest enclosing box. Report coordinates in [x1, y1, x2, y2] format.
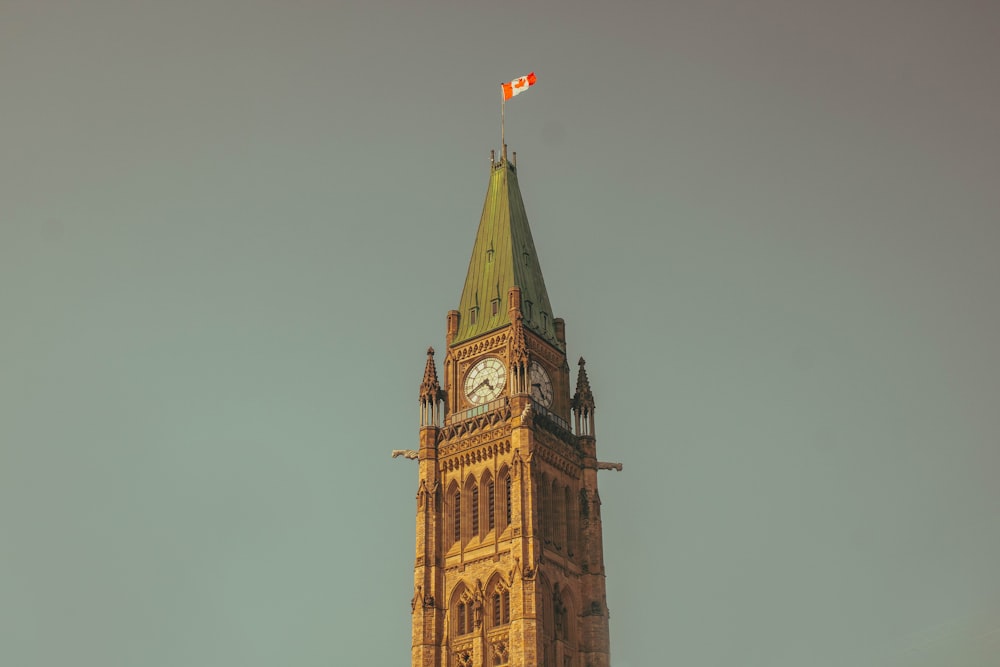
[468, 378, 492, 398]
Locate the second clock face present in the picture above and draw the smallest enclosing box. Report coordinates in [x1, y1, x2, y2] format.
[464, 357, 507, 405]
[529, 361, 554, 407]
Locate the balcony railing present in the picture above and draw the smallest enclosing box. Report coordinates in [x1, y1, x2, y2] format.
[528, 398, 569, 431]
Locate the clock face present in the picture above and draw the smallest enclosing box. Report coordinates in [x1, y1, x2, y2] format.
[464, 357, 507, 405]
[529, 361, 553, 407]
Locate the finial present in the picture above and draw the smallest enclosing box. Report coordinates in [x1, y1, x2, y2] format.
[502, 143, 508, 163]
[513, 151, 517, 167]
[490, 149, 495, 167]
[579, 357, 586, 366]
[427, 347, 435, 357]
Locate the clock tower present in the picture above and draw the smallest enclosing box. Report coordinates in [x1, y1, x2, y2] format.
[402, 147, 619, 667]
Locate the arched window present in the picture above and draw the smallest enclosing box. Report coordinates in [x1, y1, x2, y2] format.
[488, 580, 511, 629]
[452, 586, 476, 637]
[454, 491, 462, 543]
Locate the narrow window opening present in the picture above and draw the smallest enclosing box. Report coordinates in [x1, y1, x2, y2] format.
[505, 476, 512, 526]
[493, 593, 501, 626]
[454, 492, 461, 542]
[488, 480, 496, 531]
[491, 299, 500, 316]
[469, 308, 477, 325]
[471, 485, 479, 536]
[525, 301, 533, 321]
[458, 602, 467, 635]
[502, 590, 510, 623]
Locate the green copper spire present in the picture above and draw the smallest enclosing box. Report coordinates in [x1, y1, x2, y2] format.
[453, 156, 561, 349]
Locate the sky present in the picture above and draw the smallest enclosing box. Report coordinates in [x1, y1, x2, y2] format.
[2, 1, 999, 666]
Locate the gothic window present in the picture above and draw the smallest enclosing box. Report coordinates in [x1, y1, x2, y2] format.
[471, 485, 480, 536]
[565, 486, 577, 558]
[541, 476, 553, 545]
[505, 474, 512, 527]
[554, 585, 567, 640]
[555, 480, 566, 551]
[525, 301, 533, 321]
[489, 582, 511, 629]
[454, 491, 462, 543]
[541, 312, 548, 330]
[452, 585, 478, 639]
[488, 479, 496, 531]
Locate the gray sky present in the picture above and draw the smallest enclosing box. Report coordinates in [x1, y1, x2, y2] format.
[2, 1, 999, 666]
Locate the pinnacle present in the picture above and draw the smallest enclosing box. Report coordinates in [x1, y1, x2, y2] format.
[573, 356, 595, 409]
[420, 347, 442, 399]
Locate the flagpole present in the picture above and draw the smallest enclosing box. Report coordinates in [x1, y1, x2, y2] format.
[501, 85, 505, 163]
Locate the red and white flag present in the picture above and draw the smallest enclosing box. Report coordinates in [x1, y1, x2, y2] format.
[502, 72, 537, 100]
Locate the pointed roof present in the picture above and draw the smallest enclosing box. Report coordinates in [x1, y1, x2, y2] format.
[419, 347, 443, 401]
[453, 157, 560, 349]
[572, 357, 595, 410]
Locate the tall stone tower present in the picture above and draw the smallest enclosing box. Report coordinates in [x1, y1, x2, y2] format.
[404, 147, 618, 667]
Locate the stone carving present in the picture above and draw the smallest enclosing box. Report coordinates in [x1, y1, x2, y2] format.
[490, 638, 509, 666]
[597, 461, 623, 471]
[391, 449, 419, 460]
[453, 332, 508, 361]
[410, 583, 433, 612]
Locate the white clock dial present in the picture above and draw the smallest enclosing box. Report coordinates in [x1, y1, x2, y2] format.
[529, 361, 553, 407]
[464, 357, 507, 405]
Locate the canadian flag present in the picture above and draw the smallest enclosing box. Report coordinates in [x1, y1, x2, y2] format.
[502, 72, 537, 101]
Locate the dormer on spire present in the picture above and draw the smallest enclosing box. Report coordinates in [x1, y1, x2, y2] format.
[572, 357, 596, 436]
[419, 347, 445, 428]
